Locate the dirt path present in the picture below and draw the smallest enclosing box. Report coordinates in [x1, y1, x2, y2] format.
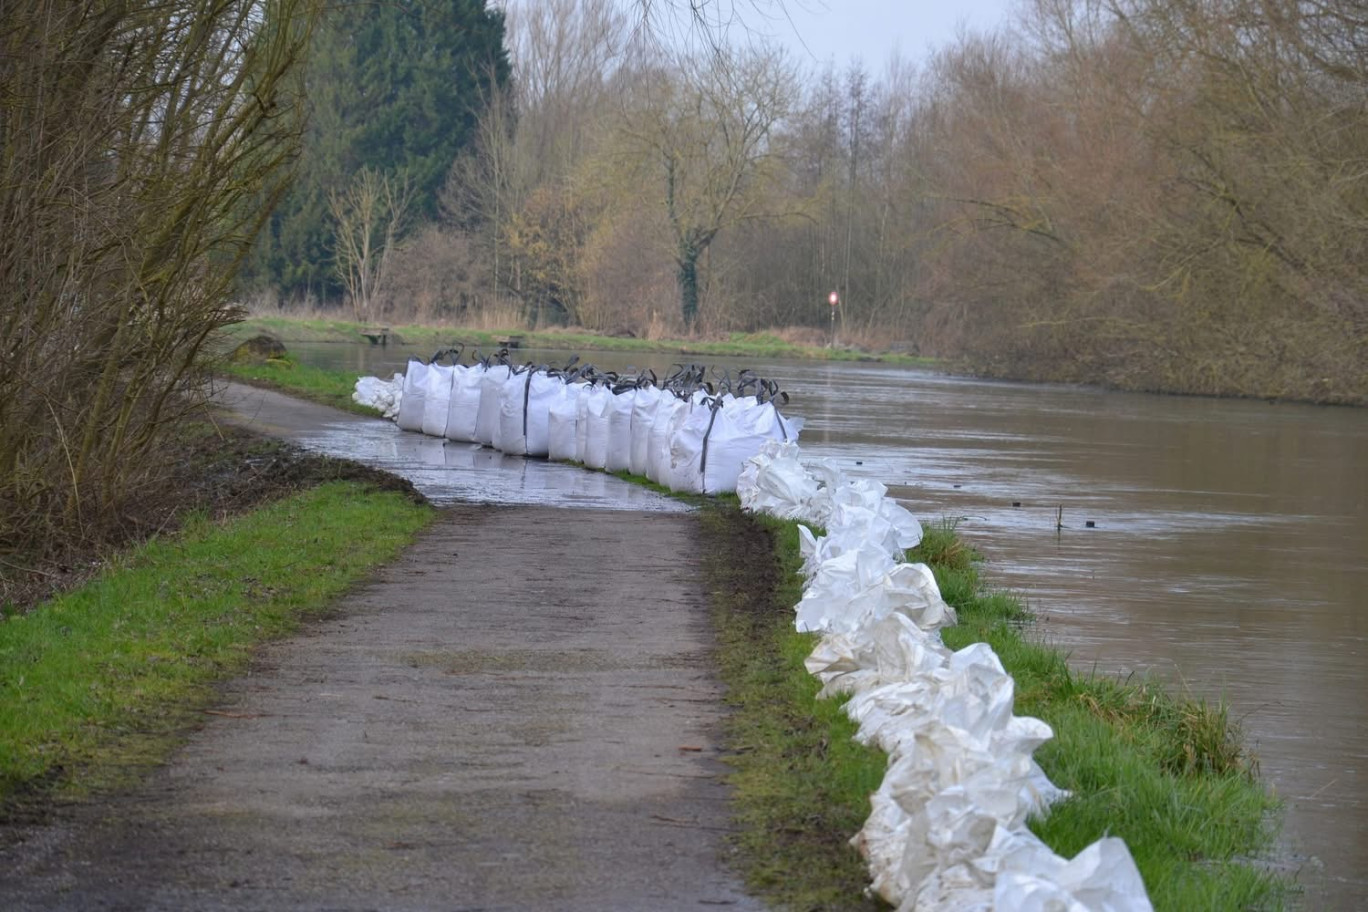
[0, 394, 763, 910]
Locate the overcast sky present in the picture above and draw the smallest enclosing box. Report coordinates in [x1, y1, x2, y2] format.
[663, 0, 1018, 69]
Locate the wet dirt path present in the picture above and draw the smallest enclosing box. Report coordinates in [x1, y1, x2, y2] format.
[0, 392, 762, 910]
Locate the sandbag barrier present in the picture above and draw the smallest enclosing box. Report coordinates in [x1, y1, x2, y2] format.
[352, 349, 804, 495]
[734, 441, 1154, 912]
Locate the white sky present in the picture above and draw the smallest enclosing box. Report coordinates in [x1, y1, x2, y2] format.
[681, 0, 1018, 69]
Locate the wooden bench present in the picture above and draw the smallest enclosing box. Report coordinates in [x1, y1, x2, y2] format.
[360, 326, 390, 346]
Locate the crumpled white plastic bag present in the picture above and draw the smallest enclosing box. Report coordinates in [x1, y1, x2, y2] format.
[805, 612, 950, 698]
[795, 544, 955, 635]
[352, 373, 404, 419]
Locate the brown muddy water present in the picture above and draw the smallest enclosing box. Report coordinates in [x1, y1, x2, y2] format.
[293, 341, 1368, 909]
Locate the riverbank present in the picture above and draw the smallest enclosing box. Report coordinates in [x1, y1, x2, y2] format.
[222, 363, 1289, 909]
[218, 315, 936, 366]
[705, 507, 1286, 911]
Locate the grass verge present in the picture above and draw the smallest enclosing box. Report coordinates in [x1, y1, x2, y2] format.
[0, 482, 433, 810]
[703, 507, 1288, 912]
[218, 316, 936, 365]
[219, 356, 375, 415]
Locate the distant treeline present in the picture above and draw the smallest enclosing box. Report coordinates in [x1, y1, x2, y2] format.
[243, 0, 1367, 405]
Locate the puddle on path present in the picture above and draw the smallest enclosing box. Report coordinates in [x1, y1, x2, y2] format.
[220, 383, 689, 514]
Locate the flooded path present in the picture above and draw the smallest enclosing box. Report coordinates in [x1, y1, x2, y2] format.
[1, 384, 752, 911]
[291, 343, 1368, 908]
[219, 383, 687, 513]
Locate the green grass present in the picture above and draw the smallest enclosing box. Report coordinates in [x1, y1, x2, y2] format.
[701, 507, 888, 910]
[706, 511, 1288, 912]
[220, 356, 377, 415]
[217, 316, 937, 365]
[0, 482, 433, 806]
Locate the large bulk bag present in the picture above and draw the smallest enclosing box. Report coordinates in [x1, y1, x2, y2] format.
[646, 394, 691, 485]
[491, 368, 528, 453]
[604, 388, 636, 472]
[629, 386, 664, 476]
[474, 363, 512, 447]
[546, 381, 580, 462]
[499, 369, 563, 457]
[580, 385, 614, 469]
[395, 359, 429, 432]
[669, 396, 803, 494]
[574, 382, 594, 462]
[420, 362, 455, 437]
[444, 364, 485, 443]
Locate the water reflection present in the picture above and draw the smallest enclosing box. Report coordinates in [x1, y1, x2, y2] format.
[289, 342, 1368, 907]
[221, 383, 687, 514]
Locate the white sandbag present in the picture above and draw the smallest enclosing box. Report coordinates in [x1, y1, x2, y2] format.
[994, 837, 1154, 912]
[444, 364, 485, 443]
[495, 368, 532, 455]
[846, 645, 1049, 758]
[420, 362, 455, 437]
[499, 369, 563, 457]
[474, 363, 512, 447]
[806, 475, 926, 559]
[603, 388, 637, 472]
[665, 394, 738, 493]
[646, 395, 690, 484]
[668, 396, 804, 495]
[574, 382, 597, 463]
[352, 373, 404, 419]
[580, 384, 613, 469]
[736, 435, 1150, 912]
[546, 381, 581, 462]
[736, 440, 821, 520]
[395, 359, 429, 432]
[805, 612, 951, 698]
[629, 386, 664, 476]
[794, 544, 954, 635]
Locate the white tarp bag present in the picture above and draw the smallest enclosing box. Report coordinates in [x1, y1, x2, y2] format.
[499, 369, 563, 457]
[352, 373, 404, 420]
[420, 362, 455, 437]
[604, 388, 636, 472]
[574, 382, 595, 463]
[629, 386, 665, 476]
[444, 364, 485, 443]
[666, 395, 733, 494]
[736, 440, 821, 520]
[993, 837, 1154, 912]
[669, 396, 804, 494]
[804, 612, 950, 698]
[474, 363, 512, 447]
[547, 381, 581, 462]
[395, 359, 428, 432]
[646, 394, 689, 484]
[580, 385, 614, 469]
[734, 435, 1152, 912]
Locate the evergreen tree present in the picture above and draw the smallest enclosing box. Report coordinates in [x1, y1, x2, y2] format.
[250, 0, 509, 301]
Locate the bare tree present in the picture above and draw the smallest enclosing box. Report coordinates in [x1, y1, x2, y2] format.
[0, 0, 319, 562]
[623, 46, 796, 327]
[329, 168, 414, 323]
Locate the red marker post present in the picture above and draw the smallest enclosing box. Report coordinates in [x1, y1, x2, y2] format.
[828, 291, 839, 348]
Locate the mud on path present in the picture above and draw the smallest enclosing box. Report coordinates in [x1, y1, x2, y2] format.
[1, 504, 763, 908]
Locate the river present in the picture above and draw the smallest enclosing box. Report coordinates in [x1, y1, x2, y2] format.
[291, 341, 1368, 909]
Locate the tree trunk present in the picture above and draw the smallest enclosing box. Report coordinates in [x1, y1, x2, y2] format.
[677, 250, 700, 328]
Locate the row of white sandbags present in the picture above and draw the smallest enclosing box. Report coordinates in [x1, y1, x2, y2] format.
[735, 441, 1153, 912]
[355, 359, 803, 494]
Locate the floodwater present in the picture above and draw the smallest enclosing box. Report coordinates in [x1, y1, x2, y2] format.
[292, 341, 1368, 909]
[219, 383, 687, 514]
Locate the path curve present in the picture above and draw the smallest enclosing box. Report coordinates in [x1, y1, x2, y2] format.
[0, 390, 762, 911]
